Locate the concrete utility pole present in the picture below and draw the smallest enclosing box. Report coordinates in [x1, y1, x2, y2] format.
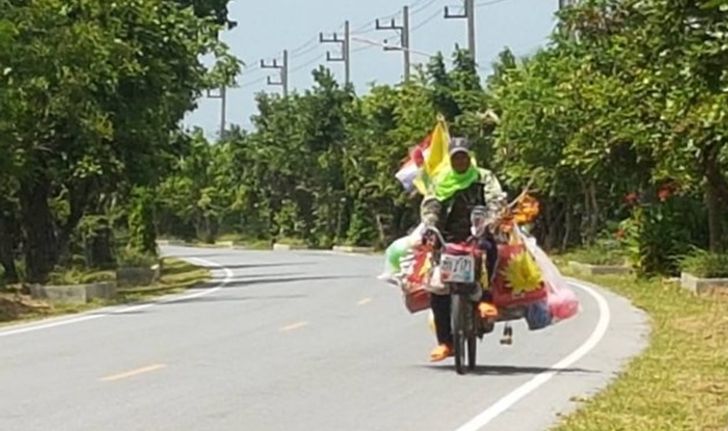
[260, 50, 289, 97]
[375, 6, 411, 81]
[444, 0, 476, 60]
[206, 86, 226, 138]
[319, 21, 351, 85]
[559, 0, 573, 9]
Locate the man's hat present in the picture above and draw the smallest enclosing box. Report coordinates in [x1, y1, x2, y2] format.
[449, 137, 470, 156]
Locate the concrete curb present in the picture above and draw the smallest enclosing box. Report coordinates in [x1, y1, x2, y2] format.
[29, 282, 117, 304]
[569, 261, 632, 276]
[681, 272, 728, 295]
[332, 245, 376, 254]
[273, 243, 309, 251]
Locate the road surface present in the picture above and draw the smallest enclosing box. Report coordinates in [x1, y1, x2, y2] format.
[0, 246, 648, 431]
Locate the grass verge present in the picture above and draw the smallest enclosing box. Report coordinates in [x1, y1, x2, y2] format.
[0, 258, 210, 326]
[554, 268, 728, 431]
[559, 239, 629, 266]
[161, 234, 273, 250]
[117, 258, 211, 301]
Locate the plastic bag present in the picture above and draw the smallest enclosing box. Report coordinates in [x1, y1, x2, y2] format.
[379, 223, 426, 279]
[547, 283, 580, 321]
[516, 228, 580, 322]
[525, 300, 553, 330]
[400, 245, 433, 313]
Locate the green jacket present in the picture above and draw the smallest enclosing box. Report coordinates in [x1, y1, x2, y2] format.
[421, 168, 506, 242]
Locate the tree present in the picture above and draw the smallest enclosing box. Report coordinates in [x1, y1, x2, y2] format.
[0, 0, 239, 282]
[486, 0, 726, 270]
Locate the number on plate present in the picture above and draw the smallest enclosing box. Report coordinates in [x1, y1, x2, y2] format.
[440, 254, 475, 283]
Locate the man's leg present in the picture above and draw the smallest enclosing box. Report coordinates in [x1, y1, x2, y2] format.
[430, 293, 453, 361]
[480, 236, 498, 283]
[478, 237, 499, 319]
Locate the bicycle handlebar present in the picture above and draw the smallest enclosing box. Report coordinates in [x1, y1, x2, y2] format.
[422, 225, 447, 245]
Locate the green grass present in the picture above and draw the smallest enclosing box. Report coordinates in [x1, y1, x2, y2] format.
[216, 233, 246, 242]
[554, 268, 728, 430]
[0, 258, 210, 325]
[560, 239, 629, 266]
[275, 236, 306, 246]
[117, 258, 210, 299]
[162, 233, 273, 250]
[116, 248, 158, 267]
[679, 249, 728, 278]
[47, 268, 115, 285]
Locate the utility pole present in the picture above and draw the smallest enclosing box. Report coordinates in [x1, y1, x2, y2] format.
[206, 86, 226, 138]
[375, 6, 411, 81]
[444, 0, 476, 60]
[319, 21, 351, 85]
[559, 0, 575, 8]
[260, 49, 289, 97]
[558, 0, 576, 36]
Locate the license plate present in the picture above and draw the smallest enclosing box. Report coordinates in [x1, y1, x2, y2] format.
[440, 254, 475, 283]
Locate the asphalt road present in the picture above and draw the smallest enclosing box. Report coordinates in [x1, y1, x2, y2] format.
[0, 246, 648, 431]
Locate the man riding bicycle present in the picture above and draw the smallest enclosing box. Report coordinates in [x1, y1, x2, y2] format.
[420, 137, 507, 362]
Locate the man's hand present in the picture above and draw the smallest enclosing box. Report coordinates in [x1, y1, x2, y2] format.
[422, 213, 438, 229]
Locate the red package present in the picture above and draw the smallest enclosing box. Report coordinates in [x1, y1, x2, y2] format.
[491, 243, 547, 307]
[401, 245, 432, 313]
[403, 283, 431, 313]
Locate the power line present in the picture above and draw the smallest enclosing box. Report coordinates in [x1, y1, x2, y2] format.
[236, 0, 501, 94]
[408, 0, 432, 10]
[290, 36, 319, 55]
[240, 54, 326, 90]
[248, 0, 444, 86]
[356, 0, 438, 34]
[445, 0, 476, 59]
[260, 50, 289, 97]
[239, 76, 268, 88]
[411, 0, 440, 15]
[288, 53, 326, 74]
[319, 21, 351, 85]
[476, 0, 512, 8]
[205, 87, 226, 138]
[351, 44, 377, 54]
[411, 7, 442, 33]
[289, 43, 320, 60]
[353, 19, 378, 33]
[375, 6, 412, 81]
[352, 36, 437, 58]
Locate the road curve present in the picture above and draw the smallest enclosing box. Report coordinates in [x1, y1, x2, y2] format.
[0, 246, 648, 431]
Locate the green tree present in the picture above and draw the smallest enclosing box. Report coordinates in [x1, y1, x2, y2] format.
[0, 0, 239, 282]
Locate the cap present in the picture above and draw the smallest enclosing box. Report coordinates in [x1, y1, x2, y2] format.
[449, 137, 470, 156]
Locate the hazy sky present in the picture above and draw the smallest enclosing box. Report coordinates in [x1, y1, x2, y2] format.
[184, 0, 559, 135]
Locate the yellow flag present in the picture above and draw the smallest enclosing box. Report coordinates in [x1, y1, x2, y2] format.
[413, 117, 450, 195]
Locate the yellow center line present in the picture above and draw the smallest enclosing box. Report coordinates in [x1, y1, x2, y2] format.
[280, 321, 308, 332]
[100, 363, 167, 382]
[357, 298, 372, 306]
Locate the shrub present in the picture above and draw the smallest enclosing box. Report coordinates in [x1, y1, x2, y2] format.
[679, 249, 728, 278]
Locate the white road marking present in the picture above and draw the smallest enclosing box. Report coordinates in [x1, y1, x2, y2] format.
[453, 281, 611, 431]
[3, 248, 614, 431]
[0, 257, 233, 338]
[357, 298, 373, 306]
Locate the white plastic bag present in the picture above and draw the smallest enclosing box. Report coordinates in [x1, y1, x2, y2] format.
[517, 229, 580, 322]
[379, 223, 425, 280]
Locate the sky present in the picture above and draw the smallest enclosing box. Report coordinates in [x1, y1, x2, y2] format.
[183, 0, 560, 136]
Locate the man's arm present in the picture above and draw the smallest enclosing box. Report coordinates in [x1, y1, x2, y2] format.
[480, 169, 507, 222]
[420, 197, 442, 228]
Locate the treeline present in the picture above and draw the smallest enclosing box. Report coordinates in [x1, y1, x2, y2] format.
[158, 0, 727, 275]
[0, 0, 239, 283]
[2, 0, 726, 287]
